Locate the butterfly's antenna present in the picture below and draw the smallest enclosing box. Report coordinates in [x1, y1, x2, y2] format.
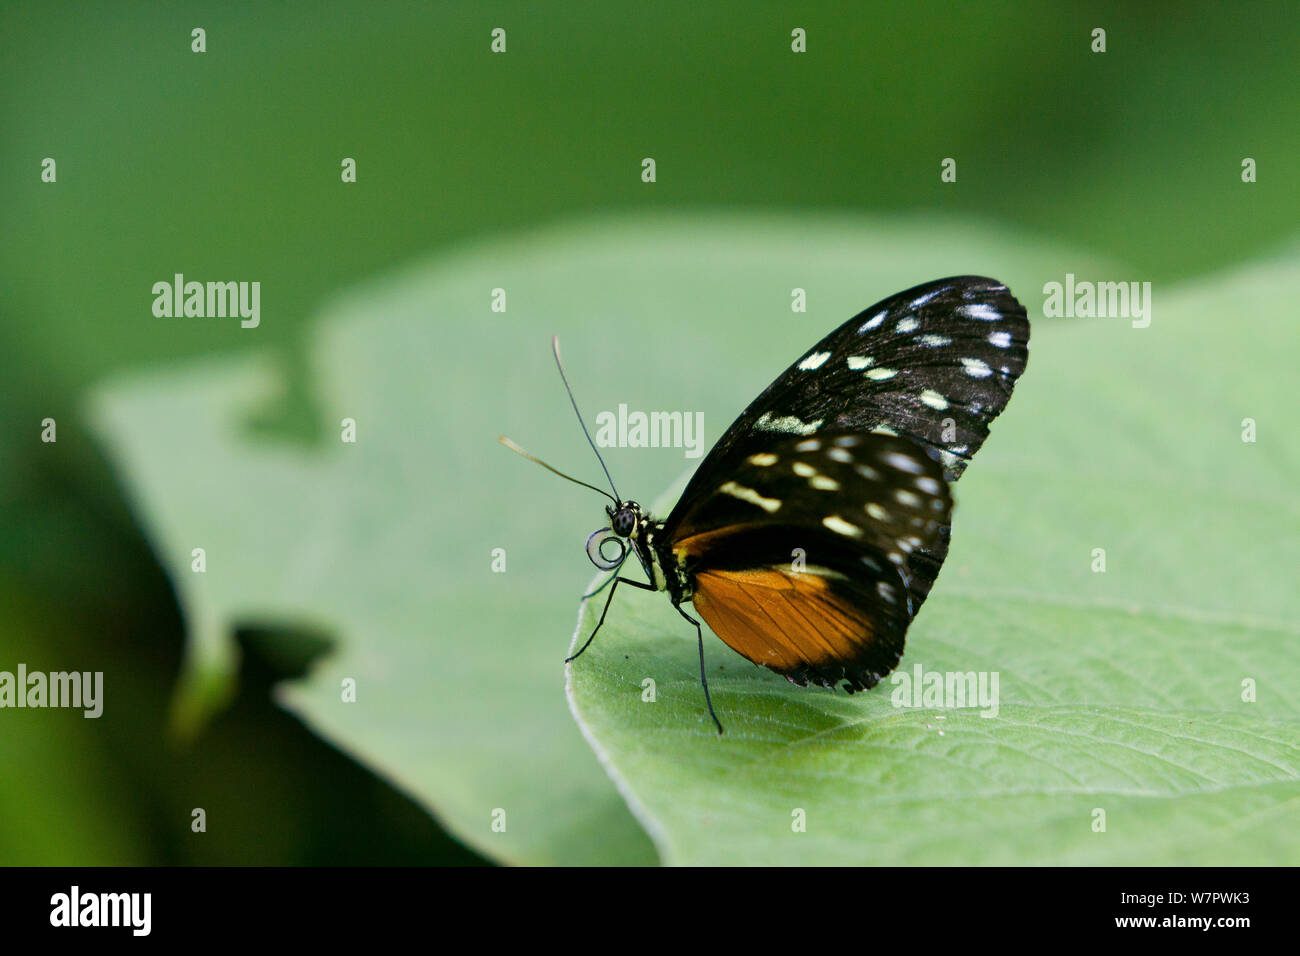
[551, 335, 621, 503]
[498, 436, 618, 505]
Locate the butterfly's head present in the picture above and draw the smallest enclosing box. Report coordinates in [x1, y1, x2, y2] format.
[607, 501, 642, 538]
[585, 501, 643, 571]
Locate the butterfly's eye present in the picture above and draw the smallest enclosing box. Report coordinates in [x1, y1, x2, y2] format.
[610, 506, 637, 537]
[586, 528, 627, 570]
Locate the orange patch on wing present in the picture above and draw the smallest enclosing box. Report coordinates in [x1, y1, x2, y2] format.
[691, 567, 876, 672]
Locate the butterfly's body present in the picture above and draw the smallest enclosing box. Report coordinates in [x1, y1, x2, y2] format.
[615, 505, 684, 597]
[507, 276, 1030, 734]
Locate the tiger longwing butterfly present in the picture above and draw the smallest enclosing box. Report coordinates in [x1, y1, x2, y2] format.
[502, 276, 1029, 734]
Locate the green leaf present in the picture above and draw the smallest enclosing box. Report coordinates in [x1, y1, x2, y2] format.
[567, 241, 1300, 864]
[93, 212, 1291, 865]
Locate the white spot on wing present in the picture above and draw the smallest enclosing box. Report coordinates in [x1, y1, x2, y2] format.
[896, 317, 919, 334]
[798, 350, 831, 370]
[895, 489, 921, 507]
[960, 357, 993, 378]
[823, 515, 863, 538]
[877, 581, 897, 604]
[855, 464, 880, 481]
[865, 502, 889, 521]
[827, 447, 852, 463]
[918, 334, 951, 347]
[795, 460, 837, 489]
[847, 355, 873, 370]
[915, 475, 941, 494]
[919, 389, 949, 410]
[755, 412, 824, 435]
[988, 330, 1012, 348]
[910, 288, 942, 309]
[866, 367, 898, 380]
[858, 311, 887, 332]
[871, 425, 898, 437]
[884, 451, 925, 474]
[746, 452, 778, 466]
[795, 438, 821, 452]
[719, 481, 781, 513]
[961, 302, 1002, 321]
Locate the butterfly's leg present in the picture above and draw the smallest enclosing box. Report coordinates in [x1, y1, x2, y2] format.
[566, 576, 656, 663]
[673, 602, 724, 735]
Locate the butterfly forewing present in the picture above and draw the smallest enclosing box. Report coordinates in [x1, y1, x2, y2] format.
[672, 276, 1029, 495]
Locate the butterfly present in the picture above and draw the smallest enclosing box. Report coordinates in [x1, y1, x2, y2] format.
[502, 276, 1029, 734]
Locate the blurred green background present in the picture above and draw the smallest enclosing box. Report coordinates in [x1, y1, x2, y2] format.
[1, 1, 1295, 864]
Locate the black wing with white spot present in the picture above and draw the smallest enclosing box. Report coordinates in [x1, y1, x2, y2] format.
[665, 275, 1028, 610]
[670, 432, 952, 562]
[675, 275, 1029, 495]
[669, 432, 951, 690]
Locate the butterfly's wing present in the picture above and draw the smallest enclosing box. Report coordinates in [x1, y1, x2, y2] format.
[672, 432, 952, 690]
[675, 276, 1030, 485]
[665, 275, 1027, 610]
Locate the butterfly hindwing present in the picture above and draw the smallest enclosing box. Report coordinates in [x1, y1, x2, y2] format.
[692, 548, 908, 692]
[670, 431, 953, 689]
